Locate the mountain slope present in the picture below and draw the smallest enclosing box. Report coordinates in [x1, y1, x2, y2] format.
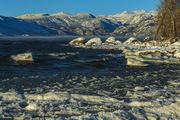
[0, 11, 156, 36]
[17, 11, 156, 36]
[18, 13, 122, 36]
[0, 16, 57, 36]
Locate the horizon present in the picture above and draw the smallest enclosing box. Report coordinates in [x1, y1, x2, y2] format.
[0, 0, 158, 17]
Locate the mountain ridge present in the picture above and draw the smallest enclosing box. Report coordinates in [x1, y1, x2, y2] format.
[0, 11, 156, 36]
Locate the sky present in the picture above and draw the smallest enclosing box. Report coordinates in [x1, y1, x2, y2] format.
[0, 0, 159, 17]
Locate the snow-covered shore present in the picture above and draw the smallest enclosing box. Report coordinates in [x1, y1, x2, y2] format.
[0, 80, 179, 119]
[69, 37, 180, 67]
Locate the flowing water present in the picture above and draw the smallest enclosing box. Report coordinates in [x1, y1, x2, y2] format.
[0, 36, 179, 99]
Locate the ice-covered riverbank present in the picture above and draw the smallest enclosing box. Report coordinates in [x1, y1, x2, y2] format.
[0, 79, 180, 119]
[69, 37, 180, 66]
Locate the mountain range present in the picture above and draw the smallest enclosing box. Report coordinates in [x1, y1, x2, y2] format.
[0, 10, 156, 36]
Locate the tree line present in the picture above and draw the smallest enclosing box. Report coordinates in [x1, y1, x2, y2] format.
[156, 0, 180, 42]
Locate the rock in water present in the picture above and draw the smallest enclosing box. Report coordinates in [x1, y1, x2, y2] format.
[85, 37, 102, 47]
[69, 37, 85, 47]
[105, 37, 116, 44]
[11, 53, 33, 63]
[135, 50, 162, 58]
[115, 40, 122, 44]
[134, 86, 145, 91]
[123, 37, 141, 44]
[174, 52, 180, 59]
[125, 49, 180, 67]
[127, 58, 149, 67]
[25, 103, 39, 112]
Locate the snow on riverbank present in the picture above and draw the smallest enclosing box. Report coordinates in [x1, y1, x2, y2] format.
[69, 37, 180, 66]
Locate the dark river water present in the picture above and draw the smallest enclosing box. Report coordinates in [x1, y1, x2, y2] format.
[0, 36, 179, 98]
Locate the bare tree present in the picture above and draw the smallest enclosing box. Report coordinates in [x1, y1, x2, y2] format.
[156, 0, 180, 42]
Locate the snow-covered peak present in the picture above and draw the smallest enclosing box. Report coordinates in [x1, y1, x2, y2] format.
[52, 12, 71, 17]
[111, 10, 155, 17]
[17, 13, 50, 19]
[75, 13, 96, 18]
[132, 10, 146, 14]
[111, 11, 130, 18]
[108, 10, 156, 24]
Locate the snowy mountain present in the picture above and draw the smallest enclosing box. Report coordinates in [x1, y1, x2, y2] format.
[107, 10, 156, 36]
[0, 11, 157, 36]
[0, 16, 57, 36]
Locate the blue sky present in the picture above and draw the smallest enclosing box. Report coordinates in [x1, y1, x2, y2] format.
[0, 0, 158, 16]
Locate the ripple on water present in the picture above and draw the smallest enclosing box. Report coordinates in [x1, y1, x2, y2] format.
[0, 40, 179, 97]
